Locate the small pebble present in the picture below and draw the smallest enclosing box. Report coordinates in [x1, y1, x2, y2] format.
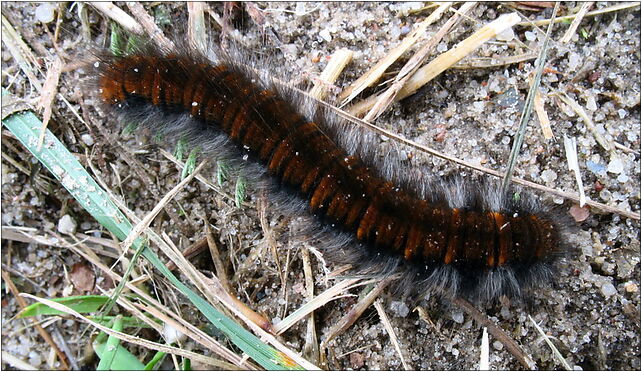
[586, 160, 607, 176]
[600, 282, 617, 298]
[451, 310, 464, 324]
[492, 341, 504, 350]
[540, 169, 558, 184]
[81, 133, 94, 146]
[319, 29, 332, 42]
[624, 282, 638, 293]
[524, 31, 537, 41]
[389, 301, 410, 317]
[35, 3, 56, 23]
[607, 158, 624, 174]
[57, 215, 77, 234]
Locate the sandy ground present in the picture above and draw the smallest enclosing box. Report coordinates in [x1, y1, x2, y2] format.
[1, 2, 640, 370]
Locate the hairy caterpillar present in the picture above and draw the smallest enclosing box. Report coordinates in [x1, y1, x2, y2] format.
[91, 38, 572, 303]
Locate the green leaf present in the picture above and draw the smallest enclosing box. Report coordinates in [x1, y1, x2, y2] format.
[97, 316, 129, 370]
[174, 137, 188, 162]
[143, 350, 167, 371]
[94, 337, 146, 370]
[181, 147, 201, 179]
[235, 176, 246, 208]
[216, 160, 229, 185]
[110, 23, 124, 57]
[18, 295, 109, 318]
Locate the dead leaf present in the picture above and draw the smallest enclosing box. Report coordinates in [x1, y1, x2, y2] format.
[70, 262, 95, 292]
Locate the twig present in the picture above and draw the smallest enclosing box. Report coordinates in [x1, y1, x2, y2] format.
[203, 215, 231, 292]
[165, 236, 208, 271]
[319, 278, 392, 348]
[374, 299, 411, 370]
[89, 2, 143, 35]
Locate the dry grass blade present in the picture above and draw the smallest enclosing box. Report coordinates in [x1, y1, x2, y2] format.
[139, 224, 318, 369]
[1, 15, 42, 91]
[56, 231, 256, 369]
[554, 92, 615, 153]
[203, 215, 231, 293]
[319, 278, 392, 350]
[301, 247, 320, 364]
[528, 315, 572, 370]
[480, 327, 490, 370]
[89, 2, 143, 35]
[126, 2, 175, 50]
[363, 2, 476, 121]
[533, 90, 553, 139]
[559, 2, 594, 43]
[563, 135, 587, 207]
[36, 56, 63, 150]
[187, 2, 207, 53]
[338, 2, 452, 106]
[374, 299, 410, 370]
[1, 351, 38, 371]
[517, 2, 639, 27]
[160, 149, 251, 206]
[273, 278, 363, 335]
[452, 52, 538, 69]
[501, 2, 557, 191]
[452, 297, 536, 370]
[309, 48, 353, 101]
[350, 12, 521, 117]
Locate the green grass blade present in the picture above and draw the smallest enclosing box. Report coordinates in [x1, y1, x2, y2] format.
[2, 90, 306, 370]
[17, 295, 109, 318]
[143, 350, 167, 371]
[96, 316, 130, 370]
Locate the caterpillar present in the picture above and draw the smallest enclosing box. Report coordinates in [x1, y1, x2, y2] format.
[90, 38, 572, 304]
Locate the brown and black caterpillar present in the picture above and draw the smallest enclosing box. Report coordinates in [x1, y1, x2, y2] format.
[90, 37, 573, 304]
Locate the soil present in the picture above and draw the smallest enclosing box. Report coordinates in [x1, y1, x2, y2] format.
[1, 2, 640, 371]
